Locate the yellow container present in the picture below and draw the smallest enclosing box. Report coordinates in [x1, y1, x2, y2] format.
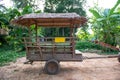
[55, 37, 65, 43]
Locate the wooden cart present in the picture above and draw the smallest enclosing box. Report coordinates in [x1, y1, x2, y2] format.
[11, 13, 120, 75]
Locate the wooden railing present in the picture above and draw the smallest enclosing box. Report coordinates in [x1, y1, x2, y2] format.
[23, 37, 77, 55]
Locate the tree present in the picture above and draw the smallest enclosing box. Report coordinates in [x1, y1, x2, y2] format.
[0, 5, 34, 48]
[44, 0, 86, 16]
[89, 0, 120, 45]
[44, 0, 87, 37]
[11, 0, 37, 9]
[0, 5, 9, 45]
[0, 5, 25, 47]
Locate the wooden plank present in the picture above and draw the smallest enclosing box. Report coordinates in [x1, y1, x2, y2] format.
[37, 23, 71, 27]
[27, 53, 83, 61]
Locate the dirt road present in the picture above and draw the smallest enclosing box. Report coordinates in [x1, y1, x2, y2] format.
[0, 53, 120, 80]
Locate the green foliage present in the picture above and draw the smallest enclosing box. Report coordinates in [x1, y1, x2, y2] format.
[109, 0, 120, 15]
[0, 45, 25, 66]
[0, 2, 42, 66]
[89, 0, 120, 46]
[44, 0, 86, 16]
[42, 27, 71, 37]
[0, 4, 42, 49]
[44, 0, 87, 37]
[76, 41, 101, 50]
[0, 6, 17, 45]
[76, 26, 93, 41]
[22, 6, 34, 15]
[11, 0, 36, 9]
[8, 27, 29, 50]
[0, 4, 7, 12]
[89, 9, 101, 18]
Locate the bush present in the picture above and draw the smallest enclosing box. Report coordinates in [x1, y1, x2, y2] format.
[0, 45, 25, 66]
[76, 41, 101, 50]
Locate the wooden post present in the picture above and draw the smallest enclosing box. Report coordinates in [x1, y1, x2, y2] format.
[35, 23, 38, 43]
[70, 19, 75, 57]
[70, 27, 75, 57]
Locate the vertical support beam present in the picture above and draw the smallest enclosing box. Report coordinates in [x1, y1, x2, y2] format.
[70, 19, 75, 57]
[35, 23, 38, 43]
[70, 27, 75, 57]
[23, 37, 28, 59]
[35, 23, 43, 59]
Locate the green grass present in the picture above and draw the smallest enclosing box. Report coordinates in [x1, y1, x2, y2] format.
[0, 45, 25, 66]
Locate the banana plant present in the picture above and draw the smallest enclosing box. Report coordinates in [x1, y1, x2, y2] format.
[89, 0, 120, 46]
[0, 5, 23, 47]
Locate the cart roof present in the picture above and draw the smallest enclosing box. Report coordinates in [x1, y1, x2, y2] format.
[11, 13, 87, 27]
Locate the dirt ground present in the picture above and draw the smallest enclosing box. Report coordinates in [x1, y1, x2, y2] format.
[0, 52, 120, 80]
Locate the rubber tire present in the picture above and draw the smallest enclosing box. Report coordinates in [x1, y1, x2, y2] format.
[44, 59, 60, 75]
[118, 58, 120, 62]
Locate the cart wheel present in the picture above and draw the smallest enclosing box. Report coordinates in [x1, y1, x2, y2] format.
[118, 53, 120, 62]
[44, 59, 60, 75]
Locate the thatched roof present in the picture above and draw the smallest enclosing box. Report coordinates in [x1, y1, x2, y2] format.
[11, 13, 87, 27]
[21, 13, 80, 18]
